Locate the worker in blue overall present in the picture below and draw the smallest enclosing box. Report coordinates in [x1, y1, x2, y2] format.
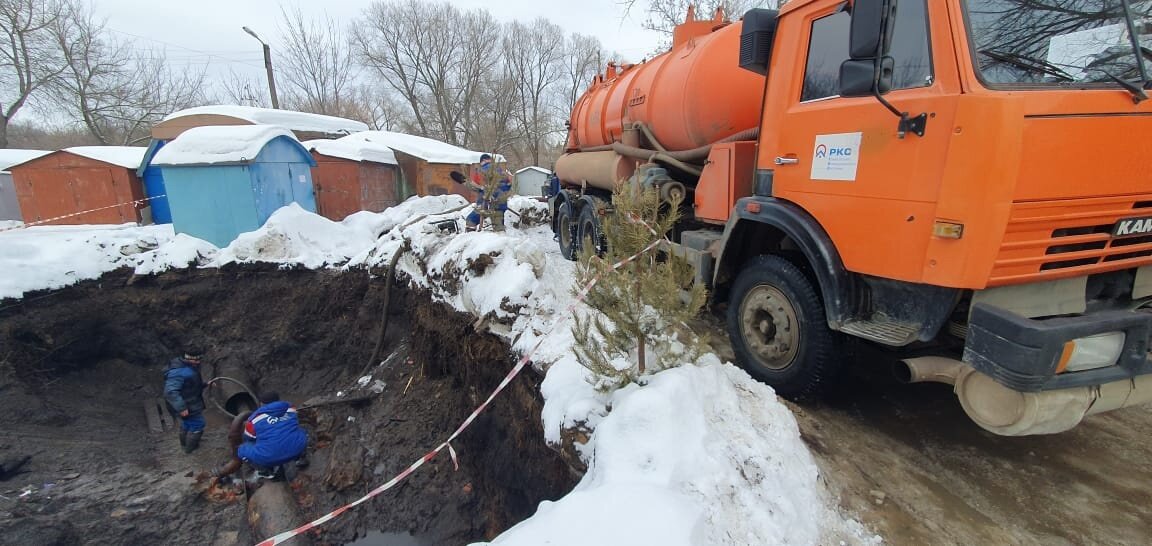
[164, 346, 207, 454]
[239, 391, 308, 472]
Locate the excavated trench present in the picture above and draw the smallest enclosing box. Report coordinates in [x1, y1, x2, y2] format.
[0, 266, 578, 545]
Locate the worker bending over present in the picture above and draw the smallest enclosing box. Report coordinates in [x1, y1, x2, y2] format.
[214, 391, 308, 481]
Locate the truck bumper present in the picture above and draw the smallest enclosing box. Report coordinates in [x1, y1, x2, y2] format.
[964, 303, 1152, 392]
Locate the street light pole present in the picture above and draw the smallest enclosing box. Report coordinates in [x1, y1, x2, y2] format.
[242, 26, 280, 109]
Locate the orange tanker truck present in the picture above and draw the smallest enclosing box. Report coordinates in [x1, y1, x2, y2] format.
[549, 0, 1152, 435]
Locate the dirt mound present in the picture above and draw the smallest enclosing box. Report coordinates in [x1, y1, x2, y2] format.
[0, 266, 577, 545]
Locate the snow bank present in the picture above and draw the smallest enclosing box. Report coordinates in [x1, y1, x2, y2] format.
[0, 223, 187, 299]
[213, 203, 377, 268]
[342, 131, 499, 164]
[152, 125, 300, 166]
[65, 146, 148, 169]
[303, 138, 398, 165]
[485, 360, 848, 546]
[162, 104, 368, 135]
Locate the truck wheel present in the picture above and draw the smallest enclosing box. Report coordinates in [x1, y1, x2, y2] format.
[557, 202, 577, 260]
[578, 205, 603, 257]
[727, 254, 841, 400]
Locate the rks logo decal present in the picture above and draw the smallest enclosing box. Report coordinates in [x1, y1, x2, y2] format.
[815, 144, 828, 158]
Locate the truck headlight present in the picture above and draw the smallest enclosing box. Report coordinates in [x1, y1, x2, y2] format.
[1057, 332, 1126, 373]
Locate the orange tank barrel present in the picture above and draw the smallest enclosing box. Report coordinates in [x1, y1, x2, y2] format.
[568, 15, 766, 153]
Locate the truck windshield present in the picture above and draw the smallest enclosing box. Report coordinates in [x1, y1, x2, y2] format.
[964, 0, 1152, 86]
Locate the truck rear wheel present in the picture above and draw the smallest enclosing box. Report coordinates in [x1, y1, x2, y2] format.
[727, 255, 842, 400]
[578, 205, 603, 257]
[556, 202, 577, 260]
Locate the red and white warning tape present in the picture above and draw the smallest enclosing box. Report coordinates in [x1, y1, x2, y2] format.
[254, 233, 665, 546]
[0, 195, 165, 234]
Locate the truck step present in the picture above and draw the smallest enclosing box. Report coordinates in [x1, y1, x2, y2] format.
[840, 316, 920, 346]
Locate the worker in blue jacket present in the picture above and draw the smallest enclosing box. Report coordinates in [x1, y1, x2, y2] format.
[164, 346, 207, 454]
[464, 153, 513, 230]
[237, 391, 308, 472]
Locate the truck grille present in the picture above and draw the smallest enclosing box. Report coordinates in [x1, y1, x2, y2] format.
[990, 195, 1152, 285]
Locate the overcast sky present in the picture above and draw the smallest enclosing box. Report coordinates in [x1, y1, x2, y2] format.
[93, 0, 665, 93]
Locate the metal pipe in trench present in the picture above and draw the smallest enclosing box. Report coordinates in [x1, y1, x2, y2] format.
[213, 361, 258, 417]
[248, 483, 313, 545]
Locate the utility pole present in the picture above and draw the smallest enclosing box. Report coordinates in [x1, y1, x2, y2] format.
[242, 26, 280, 109]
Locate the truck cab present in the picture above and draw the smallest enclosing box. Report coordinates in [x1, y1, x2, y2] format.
[552, 0, 1152, 435]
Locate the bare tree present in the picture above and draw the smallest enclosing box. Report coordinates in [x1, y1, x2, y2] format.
[218, 68, 270, 108]
[353, 0, 500, 146]
[559, 33, 604, 112]
[49, 2, 206, 145]
[0, 0, 70, 148]
[625, 0, 778, 49]
[276, 6, 359, 118]
[503, 18, 565, 166]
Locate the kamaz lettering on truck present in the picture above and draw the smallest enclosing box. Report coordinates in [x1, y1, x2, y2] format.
[548, 0, 1152, 435]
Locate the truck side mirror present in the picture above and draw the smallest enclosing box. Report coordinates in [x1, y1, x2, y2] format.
[848, 0, 898, 59]
[739, 9, 779, 75]
[839, 57, 893, 97]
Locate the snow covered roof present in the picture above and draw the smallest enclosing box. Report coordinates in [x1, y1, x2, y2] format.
[302, 138, 398, 165]
[152, 125, 303, 166]
[341, 131, 499, 165]
[0, 149, 51, 172]
[161, 105, 368, 136]
[515, 166, 551, 176]
[64, 146, 148, 169]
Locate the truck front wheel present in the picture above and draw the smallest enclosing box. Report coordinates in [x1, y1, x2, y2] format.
[727, 255, 842, 400]
[557, 202, 577, 260]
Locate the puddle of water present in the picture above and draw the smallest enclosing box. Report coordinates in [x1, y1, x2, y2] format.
[345, 531, 422, 546]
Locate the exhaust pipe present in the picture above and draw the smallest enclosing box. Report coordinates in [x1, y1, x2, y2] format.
[899, 356, 1152, 436]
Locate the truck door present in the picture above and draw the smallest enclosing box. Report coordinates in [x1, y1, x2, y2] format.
[765, 0, 957, 284]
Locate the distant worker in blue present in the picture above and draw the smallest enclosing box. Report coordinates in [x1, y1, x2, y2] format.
[462, 153, 513, 231]
[164, 346, 208, 454]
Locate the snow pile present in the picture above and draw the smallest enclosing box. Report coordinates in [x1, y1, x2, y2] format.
[343, 130, 500, 164]
[65, 146, 148, 169]
[0, 149, 50, 172]
[303, 138, 398, 165]
[486, 359, 851, 546]
[133, 234, 218, 275]
[213, 203, 377, 268]
[162, 105, 368, 135]
[0, 223, 198, 299]
[152, 125, 301, 166]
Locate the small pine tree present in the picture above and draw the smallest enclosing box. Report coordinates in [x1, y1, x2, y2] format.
[571, 181, 707, 391]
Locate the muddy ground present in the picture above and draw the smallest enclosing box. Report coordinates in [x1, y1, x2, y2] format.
[0, 267, 575, 545]
[702, 326, 1152, 546]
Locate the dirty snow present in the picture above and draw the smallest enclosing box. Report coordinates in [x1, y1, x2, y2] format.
[162, 104, 369, 135]
[303, 138, 398, 165]
[64, 146, 148, 169]
[152, 125, 302, 166]
[0, 196, 880, 545]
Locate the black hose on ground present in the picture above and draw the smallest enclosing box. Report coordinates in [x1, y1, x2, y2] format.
[359, 242, 410, 379]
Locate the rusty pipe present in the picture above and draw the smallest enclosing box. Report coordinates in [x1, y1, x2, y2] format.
[248, 483, 313, 545]
[211, 362, 258, 417]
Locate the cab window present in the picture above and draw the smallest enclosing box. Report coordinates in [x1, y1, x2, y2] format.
[801, 0, 934, 102]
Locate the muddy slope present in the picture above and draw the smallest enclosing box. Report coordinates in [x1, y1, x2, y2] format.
[0, 267, 576, 545]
